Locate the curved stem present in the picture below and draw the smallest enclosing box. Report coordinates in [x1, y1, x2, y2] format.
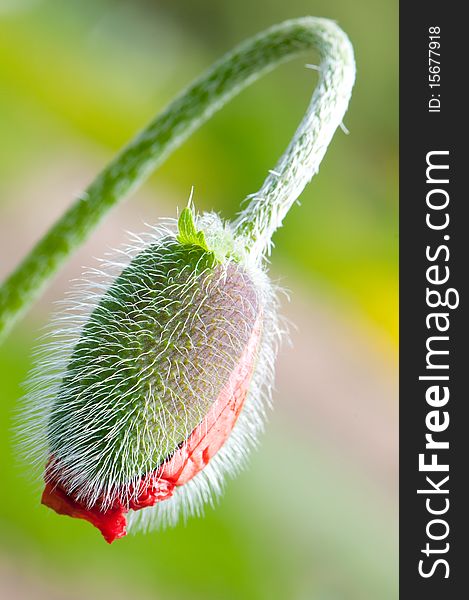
[234, 19, 355, 260]
[0, 17, 355, 343]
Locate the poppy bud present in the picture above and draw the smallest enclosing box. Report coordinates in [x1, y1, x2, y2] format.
[22, 208, 279, 542]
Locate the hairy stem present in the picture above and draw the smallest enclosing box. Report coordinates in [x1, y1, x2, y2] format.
[234, 19, 355, 259]
[0, 17, 355, 343]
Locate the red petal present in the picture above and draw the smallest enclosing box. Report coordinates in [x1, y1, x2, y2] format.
[42, 481, 128, 544]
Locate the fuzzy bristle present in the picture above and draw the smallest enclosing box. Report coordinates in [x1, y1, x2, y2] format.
[19, 213, 283, 534]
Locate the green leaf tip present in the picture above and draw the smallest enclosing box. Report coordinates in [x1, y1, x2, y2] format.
[177, 201, 237, 264]
[177, 205, 210, 252]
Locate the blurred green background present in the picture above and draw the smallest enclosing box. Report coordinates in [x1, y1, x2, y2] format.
[0, 0, 397, 599]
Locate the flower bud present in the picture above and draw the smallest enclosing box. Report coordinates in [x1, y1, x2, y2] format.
[22, 209, 279, 542]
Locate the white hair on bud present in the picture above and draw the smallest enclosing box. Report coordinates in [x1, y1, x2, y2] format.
[18, 212, 285, 530]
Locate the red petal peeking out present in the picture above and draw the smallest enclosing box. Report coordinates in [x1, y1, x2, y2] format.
[42, 315, 262, 543]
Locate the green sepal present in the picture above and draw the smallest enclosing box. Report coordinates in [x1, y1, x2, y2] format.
[177, 206, 210, 252]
